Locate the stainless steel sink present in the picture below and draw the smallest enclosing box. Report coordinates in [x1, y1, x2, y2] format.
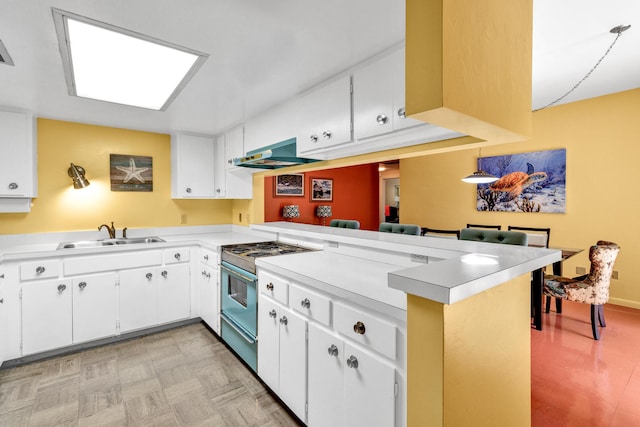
[57, 236, 165, 250]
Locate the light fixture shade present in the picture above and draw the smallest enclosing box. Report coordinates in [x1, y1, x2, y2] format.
[68, 163, 90, 189]
[282, 205, 300, 219]
[316, 205, 332, 218]
[461, 170, 498, 184]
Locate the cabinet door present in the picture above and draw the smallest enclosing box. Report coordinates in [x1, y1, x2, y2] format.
[277, 306, 307, 423]
[343, 342, 396, 427]
[22, 280, 72, 355]
[157, 263, 190, 324]
[198, 264, 219, 333]
[171, 133, 216, 198]
[297, 75, 352, 153]
[119, 267, 157, 333]
[72, 273, 118, 343]
[0, 110, 34, 197]
[214, 135, 226, 197]
[353, 54, 395, 140]
[308, 324, 344, 427]
[257, 295, 280, 392]
[390, 47, 422, 131]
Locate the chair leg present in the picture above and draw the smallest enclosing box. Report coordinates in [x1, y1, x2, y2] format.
[555, 298, 562, 314]
[590, 305, 601, 340]
[598, 304, 606, 327]
[545, 296, 551, 313]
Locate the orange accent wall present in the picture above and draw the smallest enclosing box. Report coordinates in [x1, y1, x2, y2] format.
[263, 164, 380, 230]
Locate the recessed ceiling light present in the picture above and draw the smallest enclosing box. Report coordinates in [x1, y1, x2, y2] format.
[52, 8, 208, 111]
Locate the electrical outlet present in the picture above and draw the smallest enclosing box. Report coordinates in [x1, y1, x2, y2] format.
[180, 214, 187, 224]
[576, 266, 586, 275]
[612, 270, 619, 280]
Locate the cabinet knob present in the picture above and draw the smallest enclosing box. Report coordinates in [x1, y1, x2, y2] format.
[300, 298, 311, 309]
[57, 284, 66, 293]
[146, 273, 153, 280]
[353, 321, 366, 335]
[35, 266, 45, 275]
[0, 273, 4, 279]
[397, 107, 406, 119]
[327, 344, 339, 357]
[310, 134, 318, 143]
[174, 253, 181, 260]
[269, 309, 277, 318]
[203, 254, 209, 261]
[322, 130, 332, 139]
[78, 281, 87, 290]
[376, 114, 388, 125]
[346, 355, 359, 369]
[216, 188, 221, 193]
[161, 270, 168, 278]
[227, 159, 233, 164]
[186, 187, 192, 193]
[8, 182, 18, 190]
[279, 316, 288, 325]
[0, 298, 4, 304]
[266, 282, 274, 291]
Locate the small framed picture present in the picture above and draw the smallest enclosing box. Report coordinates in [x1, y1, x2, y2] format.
[310, 178, 333, 201]
[110, 154, 153, 192]
[274, 174, 304, 197]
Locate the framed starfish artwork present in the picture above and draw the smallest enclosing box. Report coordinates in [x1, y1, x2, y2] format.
[110, 154, 153, 192]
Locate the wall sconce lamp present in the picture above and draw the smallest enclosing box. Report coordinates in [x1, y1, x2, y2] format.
[282, 205, 300, 222]
[68, 163, 90, 189]
[316, 205, 332, 226]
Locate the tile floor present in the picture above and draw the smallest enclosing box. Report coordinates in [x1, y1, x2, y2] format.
[0, 323, 301, 426]
[532, 301, 640, 427]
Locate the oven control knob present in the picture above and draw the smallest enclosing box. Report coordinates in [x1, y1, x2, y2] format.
[266, 283, 274, 291]
[269, 309, 277, 318]
[279, 316, 288, 325]
[328, 344, 339, 357]
[301, 298, 311, 309]
[346, 355, 359, 369]
[353, 321, 366, 335]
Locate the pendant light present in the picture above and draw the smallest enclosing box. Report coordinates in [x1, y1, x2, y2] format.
[462, 148, 498, 184]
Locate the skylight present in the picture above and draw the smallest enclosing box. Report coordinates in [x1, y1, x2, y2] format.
[52, 8, 208, 111]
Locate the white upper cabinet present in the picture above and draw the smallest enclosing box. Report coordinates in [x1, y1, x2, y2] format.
[390, 47, 424, 131]
[213, 128, 253, 199]
[296, 75, 352, 155]
[0, 109, 36, 212]
[224, 125, 245, 169]
[171, 133, 216, 198]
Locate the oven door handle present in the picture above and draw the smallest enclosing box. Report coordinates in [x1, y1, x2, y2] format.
[221, 263, 257, 283]
[221, 312, 257, 344]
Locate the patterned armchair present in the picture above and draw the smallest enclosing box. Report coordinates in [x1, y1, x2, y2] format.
[543, 241, 620, 340]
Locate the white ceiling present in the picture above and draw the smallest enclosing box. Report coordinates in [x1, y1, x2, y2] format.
[0, 0, 638, 137]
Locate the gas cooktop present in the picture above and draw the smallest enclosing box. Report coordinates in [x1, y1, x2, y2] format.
[221, 241, 316, 274]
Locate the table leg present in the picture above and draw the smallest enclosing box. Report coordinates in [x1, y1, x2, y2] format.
[532, 268, 543, 331]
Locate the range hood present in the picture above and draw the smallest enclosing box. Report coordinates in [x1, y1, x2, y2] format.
[233, 138, 319, 169]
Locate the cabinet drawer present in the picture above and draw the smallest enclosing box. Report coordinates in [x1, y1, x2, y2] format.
[333, 302, 397, 360]
[163, 247, 190, 264]
[258, 270, 288, 305]
[64, 251, 162, 276]
[20, 259, 61, 281]
[289, 283, 331, 326]
[200, 248, 218, 267]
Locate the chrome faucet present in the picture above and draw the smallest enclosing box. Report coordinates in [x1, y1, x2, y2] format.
[98, 222, 116, 239]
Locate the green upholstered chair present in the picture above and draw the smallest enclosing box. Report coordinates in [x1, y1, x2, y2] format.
[459, 228, 528, 246]
[544, 241, 620, 340]
[329, 219, 360, 229]
[379, 222, 421, 236]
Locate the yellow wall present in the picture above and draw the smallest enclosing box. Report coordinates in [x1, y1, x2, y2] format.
[402, 89, 640, 308]
[0, 119, 233, 235]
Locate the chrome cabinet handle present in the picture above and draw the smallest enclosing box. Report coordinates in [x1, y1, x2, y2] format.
[269, 309, 277, 318]
[78, 281, 87, 290]
[201, 270, 211, 279]
[174, 253, 181, 260]
[353, 321, 366, 335]
[397, 107, 406, 119]
[301, 298, 310, 309]
[279, 316, 288, 325]
[8, 182, 18, 190]
[346, 355, 359, 369]
[161, 270, 168, 278]
[57, 284, 66, 293]
[322, 130, 332, 139]
[376, 114, 388, 125]
[266, 282, 274, 291]
[146, 273, 153, 280]
[328, 344, 339, 357]
[186, 187, 192, 193]
[310, 134, 318, 143]
[203, 254, 209, 261]
[35, 266, 45, 275]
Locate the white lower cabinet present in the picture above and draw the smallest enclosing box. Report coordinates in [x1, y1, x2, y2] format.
[258, 295, 308, 423]
[198, 263, 219, 333]
[308, 323, 396, 427]
[22, 279, 73, 355]
[72, 273, 118, 343]
[119, 267, 158, 333]
[157, 263, 191, 324]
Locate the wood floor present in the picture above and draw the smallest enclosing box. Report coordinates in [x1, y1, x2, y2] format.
[0, 323, 301, 426]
